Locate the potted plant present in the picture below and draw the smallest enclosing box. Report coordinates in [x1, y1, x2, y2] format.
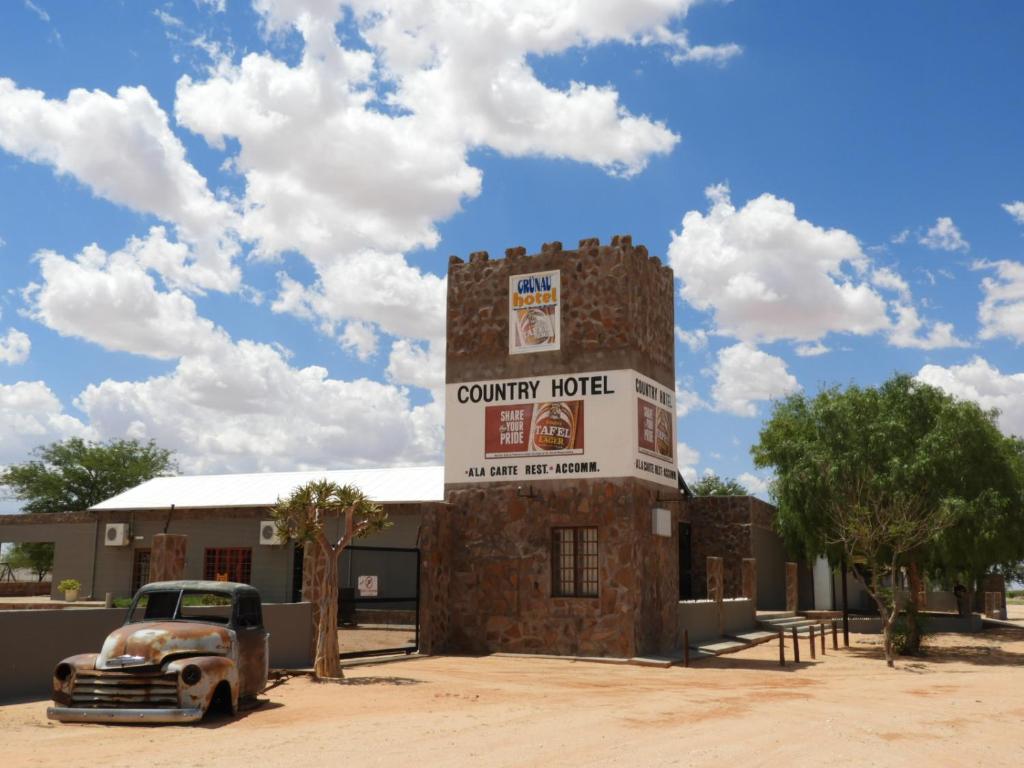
[58, 578, 81, 603]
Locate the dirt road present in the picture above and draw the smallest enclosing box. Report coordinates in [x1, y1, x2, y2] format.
[3, 628, 1022, 768]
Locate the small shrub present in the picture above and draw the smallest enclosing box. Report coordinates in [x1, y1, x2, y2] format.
[58, 578, 81, 592]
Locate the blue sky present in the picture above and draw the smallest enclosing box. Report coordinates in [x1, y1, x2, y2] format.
[1, 1, 1023, 507]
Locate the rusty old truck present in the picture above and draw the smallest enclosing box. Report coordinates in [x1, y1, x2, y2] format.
[48, 580, 269, 724]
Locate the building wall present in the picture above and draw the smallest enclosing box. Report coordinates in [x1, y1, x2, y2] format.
[443, 478, 680, 658]
[1, 506, 424, 604]
[0, 514, 97, 600]
[442, 237, 681, 658]
[446, 236, 675, 389]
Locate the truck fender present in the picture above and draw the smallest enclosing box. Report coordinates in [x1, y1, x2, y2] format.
[165, 656, 238, 714]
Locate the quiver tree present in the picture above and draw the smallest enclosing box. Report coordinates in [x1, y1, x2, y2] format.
[272, 480, 389, 680]
[753, 375, 1024, 667]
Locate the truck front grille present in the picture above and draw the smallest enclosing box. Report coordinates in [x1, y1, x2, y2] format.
[71, 670, 180, 708]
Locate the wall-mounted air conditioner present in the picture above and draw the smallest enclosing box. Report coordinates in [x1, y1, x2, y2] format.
[105, 523, 131, 546]
[259, 520, 283, 546]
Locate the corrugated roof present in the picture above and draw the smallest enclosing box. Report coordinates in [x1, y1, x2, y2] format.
[91, 466, 445, 510]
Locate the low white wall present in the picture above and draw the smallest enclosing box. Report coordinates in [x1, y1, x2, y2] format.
[678, 598, 755, 644]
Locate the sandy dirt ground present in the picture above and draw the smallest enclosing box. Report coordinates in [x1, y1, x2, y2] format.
[339, 626, 416, 654]
[3, 627, 1023, 768]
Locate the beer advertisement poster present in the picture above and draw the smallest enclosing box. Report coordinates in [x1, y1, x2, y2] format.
[484, 401, 585, 458]
[509, 270, 560, 354]
[637, 400, 674, 461]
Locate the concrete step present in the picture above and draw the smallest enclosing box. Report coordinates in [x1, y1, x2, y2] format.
[693, 639, 748, 656]
[728, 630, 778, 644]
[757, 614, 794, 626]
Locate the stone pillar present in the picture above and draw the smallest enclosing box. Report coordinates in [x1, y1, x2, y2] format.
[707, 556, 724, 636]
[150, 533, 187, 582]
[741, 558, 757, 608]
[785, 562, 798, 613]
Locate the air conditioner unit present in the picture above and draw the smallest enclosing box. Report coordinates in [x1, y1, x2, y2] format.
[259, 520, 283, 546]
[105, 523, 131, 547]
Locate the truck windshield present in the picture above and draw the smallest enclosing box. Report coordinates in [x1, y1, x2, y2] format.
[126, 590, 233, 624]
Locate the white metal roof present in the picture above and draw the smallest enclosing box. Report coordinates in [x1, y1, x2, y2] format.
[90, 466, 445, 510]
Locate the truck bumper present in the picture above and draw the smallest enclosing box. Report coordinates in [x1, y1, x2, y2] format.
[47, 706, 205, 724]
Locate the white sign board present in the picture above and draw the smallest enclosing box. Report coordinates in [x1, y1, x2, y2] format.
[357, 575, 378, 597]
[509, 270, 560, 354]
[445, 369, 677, 487]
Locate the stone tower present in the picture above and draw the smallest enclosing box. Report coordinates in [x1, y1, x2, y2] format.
[439, 235, 681, 658]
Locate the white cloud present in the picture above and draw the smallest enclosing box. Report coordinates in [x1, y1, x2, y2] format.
[891, 229, 910, 244]
[674, 387, 704, 417]
[195, 0, 227, 12]
[0, 329, 31, 365]
[27, 238, 228, 359]
[675, 441, 700, 484]
[669, 184, 890, 344]
[675, 325, 708, 351]
[0, 381, 90, 464]
[919, 216, 969, 252]
[710, 343, 800, 417]
[888, 303, 968, 350]
[975, 260, 1024, 344]
[1002, 201, 1024, 225]
[75, 340, 443, 473]
[871, 267, 911, 300]
[794, 341, 829, 357]
[386, 339, 444, 392]
[154, 9, 184, 28]
[0, 78, 239, 292]
[23, 1, 49, 23]
[174, 1, 721, 339]
[916, 357, 1024, 438]
[737, 472, 770, 497]
[339, 320, 378, 361]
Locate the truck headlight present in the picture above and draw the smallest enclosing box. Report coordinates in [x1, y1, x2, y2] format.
[55, 663, 73, 682]
[181, 664, 202, 686]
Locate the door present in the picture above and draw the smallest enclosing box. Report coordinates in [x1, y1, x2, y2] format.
[678, 523, 693, 600]
[234, 594, 269, 697]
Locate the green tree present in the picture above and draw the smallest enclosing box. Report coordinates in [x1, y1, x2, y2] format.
[272, 480, 389, 680]
[5, 542, 54, 581]
[752, 375, 1024, 667]
[1, 438, 177, 584]
[690, 474, 749, 496]
[1, 438, 177, 514]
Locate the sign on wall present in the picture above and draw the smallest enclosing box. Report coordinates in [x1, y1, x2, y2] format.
[357, 575, 378, 597]
[509, 270, 560, 354]
[445, 369, 677, 487]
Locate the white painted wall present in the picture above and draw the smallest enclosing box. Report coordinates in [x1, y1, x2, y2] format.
[812, 556, 833, 610]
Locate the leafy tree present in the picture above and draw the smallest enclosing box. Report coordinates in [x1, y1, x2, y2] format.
[5, 542, 54, 581]
[1, 438, 177, 514]
[752, 375, 1024, 667]
[690, 474, 749, 496]
[272, 480, 389, 680]
[1, 438, 177, 585]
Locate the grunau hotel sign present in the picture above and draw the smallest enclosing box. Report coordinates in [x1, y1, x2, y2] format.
[445, 369, 677, 488]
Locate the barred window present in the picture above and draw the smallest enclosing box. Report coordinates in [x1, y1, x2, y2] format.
[551, 527, 598, 597]
[204, 548, 252, 584]
[131, 549, 151, 593]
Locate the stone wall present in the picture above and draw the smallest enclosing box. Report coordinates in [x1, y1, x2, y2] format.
[416, 503, 454, 655]
[682, 495, 784, 603]
[442, 478, 680, 658]
[446, 236, 675, 388]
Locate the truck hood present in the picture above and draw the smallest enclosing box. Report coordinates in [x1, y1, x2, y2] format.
[97, 622, 234, 669]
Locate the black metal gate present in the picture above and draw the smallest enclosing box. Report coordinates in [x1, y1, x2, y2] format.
[337, 545, 419, 658]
